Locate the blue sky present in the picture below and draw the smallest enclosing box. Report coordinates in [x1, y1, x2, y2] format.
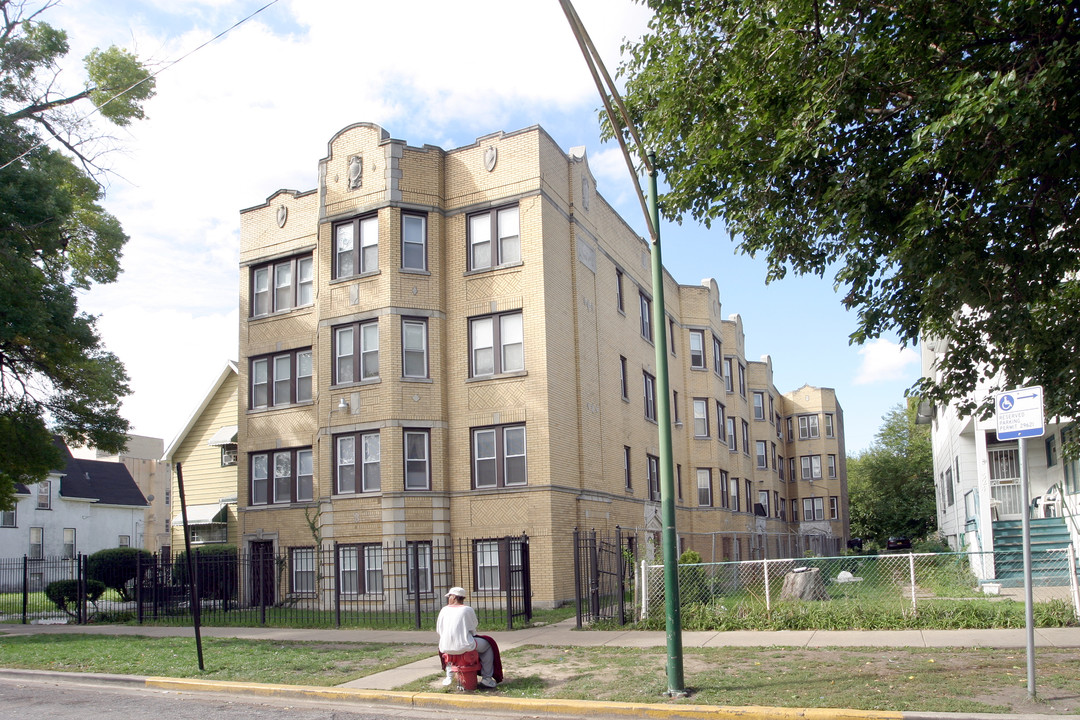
[43, 0, 920, 453]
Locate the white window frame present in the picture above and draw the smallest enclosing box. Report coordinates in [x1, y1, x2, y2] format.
[753, 392, 765, 420]
[291, 547, 316, 594]
[801, 455, 822, 480]
[799, 415, 820, 440]
[402, 318, 428, 379]
[697, 468, 712, 507]
[402, 213, 427, 271]
[755, 440, 768, 469]
[692, 398, 709, 437]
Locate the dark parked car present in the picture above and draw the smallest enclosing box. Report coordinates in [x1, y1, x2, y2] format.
[887, 536, 912, 550]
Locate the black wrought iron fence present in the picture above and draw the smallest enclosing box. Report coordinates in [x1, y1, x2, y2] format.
[573, 527, 633, 627]
[0, 534, 531, 629]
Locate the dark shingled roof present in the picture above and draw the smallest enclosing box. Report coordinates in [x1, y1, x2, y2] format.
[52, 437, 149, 508]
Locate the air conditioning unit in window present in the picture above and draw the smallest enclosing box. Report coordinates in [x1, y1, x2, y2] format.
[221, 449, 238, 466]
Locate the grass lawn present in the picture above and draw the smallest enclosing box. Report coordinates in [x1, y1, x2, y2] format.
[0, 632, 1078, 715]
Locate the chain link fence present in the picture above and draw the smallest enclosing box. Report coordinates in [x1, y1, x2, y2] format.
[640, 549, 1080, 625]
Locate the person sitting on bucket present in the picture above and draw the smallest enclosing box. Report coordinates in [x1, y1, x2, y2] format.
[436, 586, 497, 688]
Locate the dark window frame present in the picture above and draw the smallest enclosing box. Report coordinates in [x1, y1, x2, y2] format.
[250, 253, 314, 318]
[250, 347, 313, 408]
[333, 212, 379, 279]
[469, 310, 524, 378]
[401, 212, 428, 271]
[467, 204, 520, 271]
[472, 423, 527, 489]
[334, 430, 381, 494]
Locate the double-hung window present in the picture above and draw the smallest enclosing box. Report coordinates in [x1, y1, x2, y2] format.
[719, 470, 730, 508]
[404, 429, 430, 490]
[29, 527, 43, 559]
[407, 541, 433, 594]
[799, 415, 820, 439]
[753, 392, 765, 420]
[334, 214, 378, 278]
[474, 538, 525, 592]
[250, 448, 312, 505]
[251, 253, 313, 317]
[639, 292, 653, 341]
[339, 543, 384, 595]
[402, 213, 427, 271]
[692, 398, 709, 437]
[712, 335, 722, 377]
[801, 455, 822, 480]
[473, 424, 527, 489]
[250, 348, 312, 408]
[468, 205, 520, 270]
[470, 311, 523, 376]
[716, 402, 726, 442]
[290, 547, 316, 594]
[333, 321, 378, 384]
[402, 318, 428, 379]
[615, 269, 625, 312]
[755, 441, 768, 469]
[624, 446, 632, 490]
[37, 481, 50, 509]
[335, 431, 381, 494]
[726, 417, 737, 451]
[697, 468, 712, 506]
[619, 357, 628, 400]
[62, 528, 76, 559]
[647, 454, 660, 501]
[825, 413, 835, 438]
[829, 496, 839, 520]
[828, 454, 837, 478]
[643, 371, 657, 421]
[723, 358, 733, 392]
[0, 507, 14, 527]
[689, 329, 705, 369]
[741, 420, 750, 454]
[803, 497, 825, 521]
[737, 363, 746, 397]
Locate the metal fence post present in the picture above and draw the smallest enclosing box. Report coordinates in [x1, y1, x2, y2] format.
[411, 542, 422, 630]
[333, 541, 341, 628]
[573, 528, 583, 628]
[78, 553, 86, 624]
[503, 537, 514, 631]
[1067, 544, 1080, 617]
[764, 557, 771, 615]
[21, 556, 28, 624]
[588, 529, 600, 620]
[616, 526, 626, 625]
[908, 553, 918, 615]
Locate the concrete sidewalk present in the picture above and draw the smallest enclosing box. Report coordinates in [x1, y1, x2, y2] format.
[3, 620, 1080, 719]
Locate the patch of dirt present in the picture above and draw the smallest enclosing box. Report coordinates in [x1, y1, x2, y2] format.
[422, 645, 1080, 715]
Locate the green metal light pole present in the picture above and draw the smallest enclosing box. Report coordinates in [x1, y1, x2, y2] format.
[647, 151, 685, 696]
[557, 0, 685, 696]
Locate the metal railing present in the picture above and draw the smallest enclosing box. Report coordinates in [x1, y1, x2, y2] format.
[0, 534, 531, 629]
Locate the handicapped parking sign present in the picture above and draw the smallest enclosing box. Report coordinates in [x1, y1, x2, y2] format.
[995, 386, 1044, 440]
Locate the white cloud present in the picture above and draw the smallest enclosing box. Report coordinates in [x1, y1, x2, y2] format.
[854, 338, 920, 385]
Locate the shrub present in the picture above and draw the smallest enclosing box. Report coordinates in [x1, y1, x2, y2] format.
[678, 550, 709, 605]
[88, 547, 153, 601]
[45, 579, 106, 618]
[173, 544, 239, 601]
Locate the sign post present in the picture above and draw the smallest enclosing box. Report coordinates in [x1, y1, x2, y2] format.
[994, 385, 1044, 699]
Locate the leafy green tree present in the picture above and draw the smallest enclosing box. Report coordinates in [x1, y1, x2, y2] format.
[616, 0, 1080, 431]
[0, 0, 155, 508]
[847, 402, 935, 544]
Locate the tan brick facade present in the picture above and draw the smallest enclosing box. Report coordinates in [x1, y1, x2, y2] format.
[236, 123, 849, 607]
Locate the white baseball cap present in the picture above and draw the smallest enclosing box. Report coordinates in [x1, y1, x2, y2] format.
[446, 586, 466, 598]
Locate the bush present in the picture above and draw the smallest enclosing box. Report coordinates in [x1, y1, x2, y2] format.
[173, 544, 239, 601]
[45, 579, 106, 618]
[678, 550, 709, 605]
[88, 547, 153, 601]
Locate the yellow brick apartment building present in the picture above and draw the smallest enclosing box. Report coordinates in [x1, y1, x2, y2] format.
[237, 122, 848, 608]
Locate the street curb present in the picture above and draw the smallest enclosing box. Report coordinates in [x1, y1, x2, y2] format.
[145, 676, 903, 720]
